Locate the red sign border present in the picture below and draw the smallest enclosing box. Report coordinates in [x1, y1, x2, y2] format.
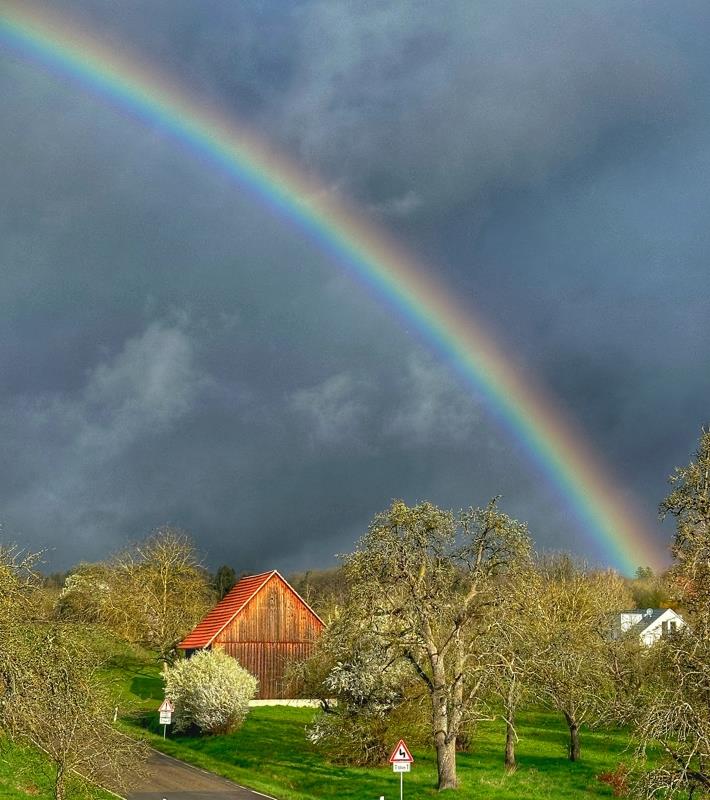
[388, 739, 414, 764]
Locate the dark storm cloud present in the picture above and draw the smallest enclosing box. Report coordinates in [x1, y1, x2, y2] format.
[2, 0, 709, 571]
[41, 0, 694, 212]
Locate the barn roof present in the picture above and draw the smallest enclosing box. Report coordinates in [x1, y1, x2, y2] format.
[178, 569, 324, 650]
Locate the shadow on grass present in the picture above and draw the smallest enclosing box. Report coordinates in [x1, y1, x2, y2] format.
[130, 672, 164, 700]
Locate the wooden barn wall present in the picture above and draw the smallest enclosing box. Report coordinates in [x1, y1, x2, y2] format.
[214, 576, 322, 699]
[219, 641, 314, 699]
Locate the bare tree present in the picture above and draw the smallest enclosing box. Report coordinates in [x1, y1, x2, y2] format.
[526, 558, 631, 761]
[114, 526, 214, 660]
[490, 566, 540, 772]
[0, 544, 146, 799]
[330, 498, 531, 789]
[0, 625, 146, 800]
[59, 527, 214, 661]
[0, 544, 41, 621]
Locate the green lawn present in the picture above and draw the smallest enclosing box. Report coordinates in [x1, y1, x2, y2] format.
[94, 637, 636, 799]
[0, 631, 649, 799]
[127, 707, 628, 800]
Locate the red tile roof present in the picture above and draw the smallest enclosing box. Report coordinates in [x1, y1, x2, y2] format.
[178, 570, 276, 649]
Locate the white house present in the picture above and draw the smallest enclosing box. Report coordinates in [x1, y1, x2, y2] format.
[617, 608, 685, 646]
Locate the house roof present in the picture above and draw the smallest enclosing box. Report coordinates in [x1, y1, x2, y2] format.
[622, 608, 678, 635]
[178, 569, 324, 650]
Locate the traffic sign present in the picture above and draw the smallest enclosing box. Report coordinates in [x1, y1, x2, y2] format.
[159, 699, 174, 738]
[389, 739, 413, 800]
[389, 739, 414, 764]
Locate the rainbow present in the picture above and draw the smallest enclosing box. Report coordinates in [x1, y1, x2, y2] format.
[0, 1, 667, 573]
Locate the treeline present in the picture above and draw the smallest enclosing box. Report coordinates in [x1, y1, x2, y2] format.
[34, 532, 250, 663]
[289, 560, 676, 620]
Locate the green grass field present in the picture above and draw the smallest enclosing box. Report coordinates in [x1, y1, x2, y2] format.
[131, 707, 629, 800]
[106, 643, 631, 800]
[0, 635, 634, 799]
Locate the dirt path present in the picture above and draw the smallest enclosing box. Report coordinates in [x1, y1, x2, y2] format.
[124, 749, 276, 800]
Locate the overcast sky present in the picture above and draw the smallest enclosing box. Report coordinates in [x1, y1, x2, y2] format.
[2, 0, 709, 573]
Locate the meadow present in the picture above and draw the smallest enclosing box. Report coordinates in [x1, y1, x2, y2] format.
[0, 636, 632, 799]
[135, 705, 630, 800]
[109, 643, 630, 800]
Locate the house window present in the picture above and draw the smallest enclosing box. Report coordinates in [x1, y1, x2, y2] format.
[670, 620, 677, 634]
[661, 620, 669, 637]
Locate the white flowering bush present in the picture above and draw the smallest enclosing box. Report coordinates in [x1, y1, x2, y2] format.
[305, 637, 423, 765]
[165, 649, 257, 734]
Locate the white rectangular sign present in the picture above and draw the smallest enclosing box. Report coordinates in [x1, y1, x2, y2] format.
[393, 762, 410, 773]
[159, 711, 172, 725]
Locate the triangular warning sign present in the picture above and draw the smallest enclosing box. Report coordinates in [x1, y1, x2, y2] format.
[389, 739, 414, 763]
[158, 699, 175, 713]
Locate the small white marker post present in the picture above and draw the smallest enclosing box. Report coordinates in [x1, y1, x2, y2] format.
[158, 698, 174, 739]
[388, 739, 414, 800]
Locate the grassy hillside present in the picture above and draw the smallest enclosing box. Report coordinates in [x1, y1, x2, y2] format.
[95, 633, 164, 718]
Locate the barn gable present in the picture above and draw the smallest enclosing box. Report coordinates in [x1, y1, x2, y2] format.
[178, 570, 324, 699]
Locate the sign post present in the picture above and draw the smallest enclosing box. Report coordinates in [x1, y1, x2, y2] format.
[388, 739, 414, 800]
[158, 699, 174, 739]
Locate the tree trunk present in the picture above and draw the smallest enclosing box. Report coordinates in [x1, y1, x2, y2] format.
[431, 680, 457, 790]
[54, 765, 66, 800]
[435, 735, 458, 790]
[563, 712, 581, 761]
[505, 715, 516, 771]
[425, 628, 459, 792]
[504, 683, 517, 772]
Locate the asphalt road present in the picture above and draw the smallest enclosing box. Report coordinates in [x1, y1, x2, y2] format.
[124, 750, 276, 800]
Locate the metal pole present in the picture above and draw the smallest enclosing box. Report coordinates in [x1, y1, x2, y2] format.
[400, 771, 403, 800]
[163, 724, 166, 739]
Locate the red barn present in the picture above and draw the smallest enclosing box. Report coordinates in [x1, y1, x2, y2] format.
[178, 570, 324, 699]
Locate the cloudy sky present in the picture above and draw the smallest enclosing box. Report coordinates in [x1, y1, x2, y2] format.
[2, 0, 709, 573]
